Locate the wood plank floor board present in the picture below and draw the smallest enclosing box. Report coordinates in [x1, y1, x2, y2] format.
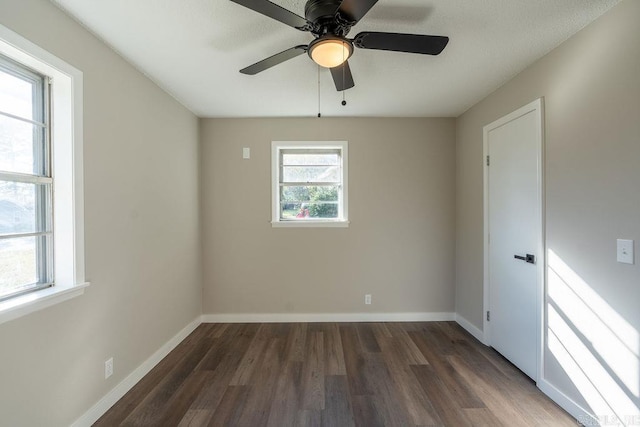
[323, 323, 347, 376]
[350, 395, 385, 427]
[300, 332, 325, 410]
[95, 322, 575, 427]
[419, 323, 457, 356]
[155, 370, 217, 426]
[194, 324, 255, 372]
[521, 392, 578, 427]
[266, 361, 303, 427]
[235, 338, 285, 427]
[207, 385, 249, 427]
[116, 335, 217, 426]
[463, 407, 505, 426]
[408, 330, 485, 409]
[377, 337, 440, 425]
[296, 409, 321, 427]
[188, 325, 260, 412]
[228, 324, 271, 385]
[395, 330, 429, 366]
[339, 324, 374, 396]
[321, 375, 355, 427]
[411, 364, 473, 427]
[360, 356, 413, 427]
[370, 322, 393, 343]
[448, 354, 537, 427]
[177, 409, 211, 427]
[284, 323, 308, 362]
[355, 323, 381, 353]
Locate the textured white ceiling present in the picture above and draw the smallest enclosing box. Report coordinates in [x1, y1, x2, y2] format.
[51, 0, 618, 117]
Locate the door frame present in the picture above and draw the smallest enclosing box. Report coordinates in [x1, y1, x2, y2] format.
[482, 97, 545, 381]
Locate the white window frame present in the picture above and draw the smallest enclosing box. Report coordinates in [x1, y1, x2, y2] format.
[0, 53, 53, 300]
[0, 24, 88, 324]
[271, 141, 349, 228]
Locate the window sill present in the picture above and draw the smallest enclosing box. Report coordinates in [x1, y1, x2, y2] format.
[271, 220, 350, 228]
[0, 282, 90, 325]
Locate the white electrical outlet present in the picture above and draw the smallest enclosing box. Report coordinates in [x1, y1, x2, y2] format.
[105, 357, 113, 379]
[242, 147, 250, 159]
[365, 294, 372, 305]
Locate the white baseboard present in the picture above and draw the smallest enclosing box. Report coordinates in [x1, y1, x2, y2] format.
[201, 312, 456, 323]
[70, 316, 202, 427]
[537, 378, 593, 425]
[455, 313, 486, 343]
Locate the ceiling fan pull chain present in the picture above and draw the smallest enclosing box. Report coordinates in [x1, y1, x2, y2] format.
[341, 48, 347, 106]
[317, 64, 321, 118]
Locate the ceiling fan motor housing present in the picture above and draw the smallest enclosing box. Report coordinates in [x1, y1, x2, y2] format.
[305, 0, 353, 36]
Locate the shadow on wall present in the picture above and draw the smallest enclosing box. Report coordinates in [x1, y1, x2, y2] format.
[546, 249, 639, 425]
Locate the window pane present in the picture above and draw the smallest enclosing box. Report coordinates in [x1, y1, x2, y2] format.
[0, 236, 38, 298]
[280, 185, 339, 219]
[0, 114, 46, 175]
[282, 165, 339, 183]
[0, 181, 50, 235]
[281, 185, 338, 203]
[280, 201, 339, 219]
[0, 68, 36, 121]
[282, 153, 339, 166]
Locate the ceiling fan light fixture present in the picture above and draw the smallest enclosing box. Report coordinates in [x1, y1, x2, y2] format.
[309, 37, 353, 68]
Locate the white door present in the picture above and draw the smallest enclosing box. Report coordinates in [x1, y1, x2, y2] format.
[484, 99, 543, 380]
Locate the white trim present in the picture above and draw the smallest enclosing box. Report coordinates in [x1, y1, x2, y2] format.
[0, 23, 87, 322]
[271, 141, 349, 227]
[202, 312, 455, 323]
[537, 379, 592, 425]
[482, 121, 491, 345]
[482, 98, 545, 379]
[70, 316, 202, 427]
[0, 282, 89, 325]
[271, 220, 350, 228]
[455, 313, 485, 343]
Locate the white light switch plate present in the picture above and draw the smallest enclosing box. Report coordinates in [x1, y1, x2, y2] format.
[617, 239, 634, 264]
[242, 147, 250, 159]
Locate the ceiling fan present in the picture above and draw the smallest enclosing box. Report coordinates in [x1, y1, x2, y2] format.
[231, 0, 449, 91]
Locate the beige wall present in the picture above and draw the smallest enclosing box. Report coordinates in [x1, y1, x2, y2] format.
[456, 0, 639, 417]
[201, 118, 455, 316]
[0, 0, 201, 425]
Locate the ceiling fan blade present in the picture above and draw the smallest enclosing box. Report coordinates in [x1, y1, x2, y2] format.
[338, 0, 379, 23]
[231, 0, 310, 30]
[330, 61, 355, 91]
[240, 45, 307, 75]
[354, 32, 449, 55]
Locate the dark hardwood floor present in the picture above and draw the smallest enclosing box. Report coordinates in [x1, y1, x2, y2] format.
[95, 322, 575, 426]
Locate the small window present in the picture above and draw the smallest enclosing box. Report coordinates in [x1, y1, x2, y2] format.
[0, 55, 53, 301]
[272, 141, 348, 227]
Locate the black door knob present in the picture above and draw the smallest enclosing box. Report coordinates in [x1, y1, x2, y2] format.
[514, 254, 536, 264]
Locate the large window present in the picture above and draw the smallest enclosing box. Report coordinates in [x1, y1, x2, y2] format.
[0, 24, 86, 324]
[272, 141, 348, 227]
[0, 55, 53, 301]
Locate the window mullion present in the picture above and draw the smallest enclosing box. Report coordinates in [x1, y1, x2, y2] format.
[0, 110, 47, 127]
[0, 231, 52, 240]
[0, 172, 52, 184]
[279, 182, 339, 186]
